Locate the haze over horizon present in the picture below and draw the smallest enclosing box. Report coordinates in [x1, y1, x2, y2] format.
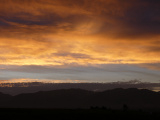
[0, 0, 160, 84]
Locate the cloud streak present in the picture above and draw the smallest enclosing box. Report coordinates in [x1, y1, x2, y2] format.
[0, 64, 159, 83]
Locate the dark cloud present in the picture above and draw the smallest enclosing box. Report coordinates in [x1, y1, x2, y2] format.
[54, 52, 91, 59]
[0, 0, 159, 41]
[98, 0, 160, 39]
[0, 19, 10, 26]
[145, 46, 160, 53]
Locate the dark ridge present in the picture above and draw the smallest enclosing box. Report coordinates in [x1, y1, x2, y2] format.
[0, 88, 160, 111]
[0, 92, 12, 103]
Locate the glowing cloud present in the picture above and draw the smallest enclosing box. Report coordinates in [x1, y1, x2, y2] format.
[0, 0, 160, 66]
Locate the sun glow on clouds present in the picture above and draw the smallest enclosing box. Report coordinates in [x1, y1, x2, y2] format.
[0, 0, 160, 66]
[0, 0, 160, 83]
[1, 36, 160, 66]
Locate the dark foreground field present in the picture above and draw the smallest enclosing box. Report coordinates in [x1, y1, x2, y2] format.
[0, 108, 160, 120]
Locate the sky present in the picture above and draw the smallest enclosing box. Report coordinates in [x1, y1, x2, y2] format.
[0, 0, 160, 84]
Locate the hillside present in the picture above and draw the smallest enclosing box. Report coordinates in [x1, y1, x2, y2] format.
[0, 88, 160, 110]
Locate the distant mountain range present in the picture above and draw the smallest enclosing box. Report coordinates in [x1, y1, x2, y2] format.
[0, 88, 160, 110]
[0, 82, 160, 96]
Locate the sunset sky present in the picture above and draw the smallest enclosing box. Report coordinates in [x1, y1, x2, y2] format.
[0, 0, 160, 84]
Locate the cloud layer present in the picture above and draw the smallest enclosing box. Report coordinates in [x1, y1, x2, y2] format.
[0, 0, 160, 66]
[0, 64, 160, 84]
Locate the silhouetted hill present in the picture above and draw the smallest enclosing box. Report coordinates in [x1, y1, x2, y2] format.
[0, 88, 160, 110]
[90, 88, 160, 109]
[0, 92, 12, 103]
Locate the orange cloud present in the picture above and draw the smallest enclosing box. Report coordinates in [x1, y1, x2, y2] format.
[0, 0, 160, 66]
